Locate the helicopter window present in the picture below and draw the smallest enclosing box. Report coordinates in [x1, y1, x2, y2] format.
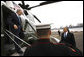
[24, 10, 29, 15]
[24, 19, 36, 32]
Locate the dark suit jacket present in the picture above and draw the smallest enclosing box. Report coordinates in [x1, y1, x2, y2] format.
[60, 32, 76, 47]
[24, 39, 80, 56]
[7, 13, 22, 34]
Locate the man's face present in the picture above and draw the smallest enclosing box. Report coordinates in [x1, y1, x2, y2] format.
[18, 10, 23, 16]
[63, 27, 68, 32]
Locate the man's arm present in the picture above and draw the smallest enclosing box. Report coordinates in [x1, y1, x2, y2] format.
[60, 33, 64, 43]
[7, 15, 14, 27]
[7, 13, 18, 29]
[71, 33, 76, 47]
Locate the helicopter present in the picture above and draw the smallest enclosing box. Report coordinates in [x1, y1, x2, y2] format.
[1, 1, 60, 56]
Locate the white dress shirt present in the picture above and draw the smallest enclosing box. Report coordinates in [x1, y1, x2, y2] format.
[64, 32, 68, 38]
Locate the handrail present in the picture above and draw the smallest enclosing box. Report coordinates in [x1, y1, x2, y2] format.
[5, 30, 31, 47]
[4, 31, 22, 50]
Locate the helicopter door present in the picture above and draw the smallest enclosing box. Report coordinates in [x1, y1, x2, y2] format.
[1, 3, 16, 44]
[25, 10, 36, 32]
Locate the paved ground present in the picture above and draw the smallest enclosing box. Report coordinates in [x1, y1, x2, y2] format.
[11, 47, 27, 56]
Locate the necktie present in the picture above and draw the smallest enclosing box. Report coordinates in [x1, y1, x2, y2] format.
[18, 16, 21, 23]
[64, 33, 67, 38]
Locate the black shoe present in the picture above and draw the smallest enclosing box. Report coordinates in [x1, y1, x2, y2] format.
[18, 51, 23, 56]
[17, 50, 23, 54]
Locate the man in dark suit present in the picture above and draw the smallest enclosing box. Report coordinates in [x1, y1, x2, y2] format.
[58, 29, 61, 36]
[7, 9, 24, 54]
[24, 24, 81, 56]
[60, 27, 76, 48]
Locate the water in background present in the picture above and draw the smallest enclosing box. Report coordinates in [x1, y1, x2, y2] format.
[52, 27, 83, 32]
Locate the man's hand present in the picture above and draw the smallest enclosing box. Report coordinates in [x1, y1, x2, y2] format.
[22, 29, 24, 31]
[14, 24, 18, 29]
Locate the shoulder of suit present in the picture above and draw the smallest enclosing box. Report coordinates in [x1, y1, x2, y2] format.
[68, 32, 74, 35]
[11, 12, 16, 16]
[62, 32, 64, 34]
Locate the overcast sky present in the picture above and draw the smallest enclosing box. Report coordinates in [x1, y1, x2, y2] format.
[14, 1, 83, 28]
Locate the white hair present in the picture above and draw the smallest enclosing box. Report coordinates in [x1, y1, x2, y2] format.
[16, 9, 22, 13]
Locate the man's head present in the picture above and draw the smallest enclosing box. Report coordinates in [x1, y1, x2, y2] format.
[16, 9, 23, 16]
[37, 28, 51, 38]
[36, 24, 51, 38]
[63, 27, 69, 32]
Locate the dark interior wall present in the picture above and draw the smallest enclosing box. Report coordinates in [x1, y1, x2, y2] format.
[2, 5, 14, 30]
[2, 5, 15, 44]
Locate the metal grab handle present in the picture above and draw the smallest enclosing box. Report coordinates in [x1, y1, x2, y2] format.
[4, 31, 22, 50]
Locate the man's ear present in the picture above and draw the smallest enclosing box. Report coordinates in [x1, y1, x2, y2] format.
[36, 32, 38, 37]
[36, 32, 40, 38]
[49, 30, 51, 35]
